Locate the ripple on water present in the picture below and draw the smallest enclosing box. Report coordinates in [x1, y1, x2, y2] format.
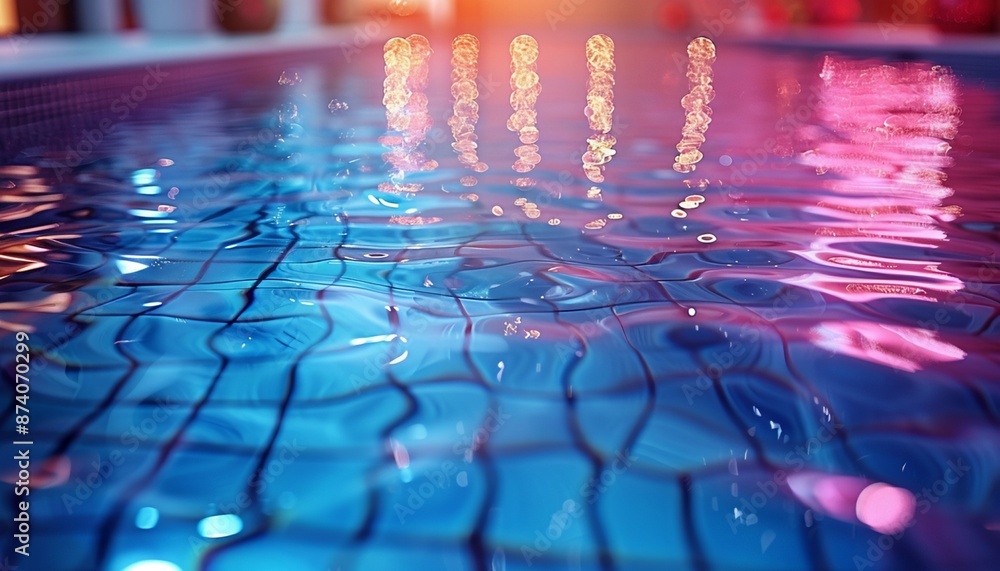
[700, 248, 799, 268]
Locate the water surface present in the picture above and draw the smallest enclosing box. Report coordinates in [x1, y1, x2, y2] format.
[1, 28, 999, 571]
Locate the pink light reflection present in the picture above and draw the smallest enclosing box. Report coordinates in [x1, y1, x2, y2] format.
[781, 57, 970, 372]
[390, 439, 410, 469]
[788, 472, 916, 534]
[810, 320, 966, 373]
[856, 482, 917, 535]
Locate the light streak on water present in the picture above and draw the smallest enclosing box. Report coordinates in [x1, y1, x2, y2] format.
[508, 35, 541, 175]
[582, 34, 617, 184]
[450, 34, 489, 186]
[672, 37, 716, 173]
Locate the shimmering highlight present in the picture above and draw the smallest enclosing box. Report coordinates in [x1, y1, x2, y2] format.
[380, 35, 436, 182]
[450, 34, 488, 184]
[582, 34, 617, 183]
[508, 35, 542, 173]
[672, 37, 716, 173]
[382, 37, 412, 133]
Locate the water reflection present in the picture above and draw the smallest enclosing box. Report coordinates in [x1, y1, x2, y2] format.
[672, 37, 716, 174]
[788, 472, 916, 535]
[450, 34, 489, 186]
[811, 320, 966, 373]
[2, 36, 998, 571]
[508, 35, 542, 176]
[581, 34, 617, 184]
[379, 34, 437, 193]
[793, 57, 966, 371]
[0, 167, 75, 331]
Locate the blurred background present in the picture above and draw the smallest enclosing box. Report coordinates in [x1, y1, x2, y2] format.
[1, 0, 998, 40]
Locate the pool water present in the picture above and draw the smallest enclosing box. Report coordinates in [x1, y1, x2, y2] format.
[1, 28, 999, 571]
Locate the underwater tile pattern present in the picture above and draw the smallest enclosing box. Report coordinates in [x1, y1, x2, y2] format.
[1, 30, 1000, 571]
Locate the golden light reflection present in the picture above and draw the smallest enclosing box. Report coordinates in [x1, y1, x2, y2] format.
[582, 34, 617, 184]
[450, 34, 489, 185]
[503, 316, 521, 336]
[672, 37, 716, 174]
[521, 201, 541, 219]
[381, 37, 412, 178]
[0, 170, 77, 332]
[389, 215, 443, 226]
[382, 37, 412, 134]
[380, 35, 435, 192]
[377, 181, 422, 195]
[0, 293, 73, 333]
[404, 33, 436, 173]
[1, 176, 63, 282]
[508, 35, 541, 175]
[501, 317, 541, 340]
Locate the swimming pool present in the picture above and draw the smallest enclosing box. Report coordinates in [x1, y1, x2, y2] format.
[1, 27, 999, 571]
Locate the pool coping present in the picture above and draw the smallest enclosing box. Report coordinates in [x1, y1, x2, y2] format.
[1, 23, 997, 83]
[0, 26, 361, 81]
[739, 23, 1000, 57]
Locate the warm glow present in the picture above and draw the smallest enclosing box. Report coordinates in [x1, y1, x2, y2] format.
[582, 34, 617, 184]
[382, 37, 412, 134]
[672, 37, 716, 173]
[450, 33, 488, 185]
[508, 35, 541, 175]
[403, 34, 433, 145]
[379, 35, 436, 191]
[0, 0, 16, 36]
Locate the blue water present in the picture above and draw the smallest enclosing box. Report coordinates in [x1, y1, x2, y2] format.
[1, 29, 999, 571]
